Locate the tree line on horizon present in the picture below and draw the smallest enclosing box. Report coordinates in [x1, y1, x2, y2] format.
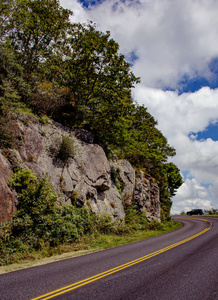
[0, 0, 183, 218]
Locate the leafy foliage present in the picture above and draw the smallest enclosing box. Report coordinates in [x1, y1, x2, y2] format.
[43, 22, 140, 147]
[0, 168, 181, 265]
[0, 42, 32, 147]
[5, 169, 93, 250]
[7, 0, 72, 73]
[125, 206, 149, 231]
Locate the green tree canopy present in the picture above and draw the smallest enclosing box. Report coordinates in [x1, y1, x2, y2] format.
[42, 22, 140, 147]
[123, 104, 176, 172]
[7, 0, 72, 72]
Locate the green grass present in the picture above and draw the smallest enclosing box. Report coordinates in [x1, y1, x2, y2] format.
[86, 221, 182, 250]
[0, 220, 182, 274]
[201, 214, 218, 217]
[178, 214, 218, 217]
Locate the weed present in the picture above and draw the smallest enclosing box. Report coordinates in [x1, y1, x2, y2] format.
[86, 199, 91, 207]
[50, 136, 75, 163]
[58, 136, 75, 163]
[28, 155, 35, 162]
[39, 115, 49, 124]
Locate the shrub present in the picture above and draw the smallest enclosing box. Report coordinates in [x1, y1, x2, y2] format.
[148, 220, 165, 231]
[57, 136, 75, 162]
[125, 206, 149, 230]
[50, 136, 75, 163]
[9, 169, 58, 217]
[39, 115, 50, 124]
[94, 214, 117, 234]
[2, 168, 97, 255]
[110, 166, 124, 194]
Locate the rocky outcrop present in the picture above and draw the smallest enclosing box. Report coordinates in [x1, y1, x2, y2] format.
[0, 152, 16, 222]
[134, 170, 160, 222]
[110, 160, 135, 206]
[0, 116, 160, 223]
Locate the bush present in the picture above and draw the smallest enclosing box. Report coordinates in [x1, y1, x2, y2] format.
[110, 166, 124, 194]
[9, 169, 58, 217]
[0, 169, 98, 260]
[125, 206, 149, 230]
[94, 214, 117, 234]
[148, 220, 165, 231]
[50, 136, 75, 163]
[57, 136, 75, 163]
[0, 168, 173, 266]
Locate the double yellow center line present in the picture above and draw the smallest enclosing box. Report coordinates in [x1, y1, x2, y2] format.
[32, 218, 212, 300]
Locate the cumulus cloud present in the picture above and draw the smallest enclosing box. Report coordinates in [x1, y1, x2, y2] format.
[60, 0, 89, 23]
[133, 86, 218, 137]
[134, 85, 218, 213]
[60, 0, 218, 213]
[82, 0, 218, 89]
[172, 178, 211, 214]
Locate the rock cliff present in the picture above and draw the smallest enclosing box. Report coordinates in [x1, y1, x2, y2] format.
[0, 152, 16, 222]
[0, 116, 160, 223]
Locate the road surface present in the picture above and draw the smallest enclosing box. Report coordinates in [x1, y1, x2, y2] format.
[0, 216, 217, 299]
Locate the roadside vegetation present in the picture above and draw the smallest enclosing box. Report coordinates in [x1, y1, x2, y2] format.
[201, 215, 218, 217]
[0, 208, 181, 268]
[179, 209, 218, 217]
[204, 208, 218, 216]
[0, 169, 181, 267]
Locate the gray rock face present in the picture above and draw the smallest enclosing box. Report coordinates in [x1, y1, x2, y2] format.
[0, 152, 16, 222]
[0, 117, 161, 223]
[134, 170, 160, 221]
[110, 160, 135, 206]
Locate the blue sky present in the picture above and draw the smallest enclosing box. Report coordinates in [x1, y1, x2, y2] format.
[60, 0, 218, 213]
[79, 0, 103, 8]
[190, 123, 218, 142]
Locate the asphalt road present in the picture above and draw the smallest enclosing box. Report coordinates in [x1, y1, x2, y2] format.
[0, 216, 217, 300]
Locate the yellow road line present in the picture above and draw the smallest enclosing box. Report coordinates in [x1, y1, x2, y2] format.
[31, 218, 212, 300]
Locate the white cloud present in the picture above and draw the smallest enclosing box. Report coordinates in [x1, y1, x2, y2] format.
[60, 0, 89, 23]
[82, 0, 218, 88]
[171, 178, 211, 214]
[133, 86, 218, 137]
[60, 0, 218, 213]
[134, 85, 218, 213]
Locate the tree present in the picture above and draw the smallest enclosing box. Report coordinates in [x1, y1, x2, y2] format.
[7, 0, 72, 72]
[0, 43, 29, 95]
[44, 22, 140, 147]
[0, 0, 12, 39]
[123, 104, 176, 173]
[0, 43, 31, 147]
[61, 22, 139, 105]
[157, 162, 183, 218]
[164, 162, 183, 197]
